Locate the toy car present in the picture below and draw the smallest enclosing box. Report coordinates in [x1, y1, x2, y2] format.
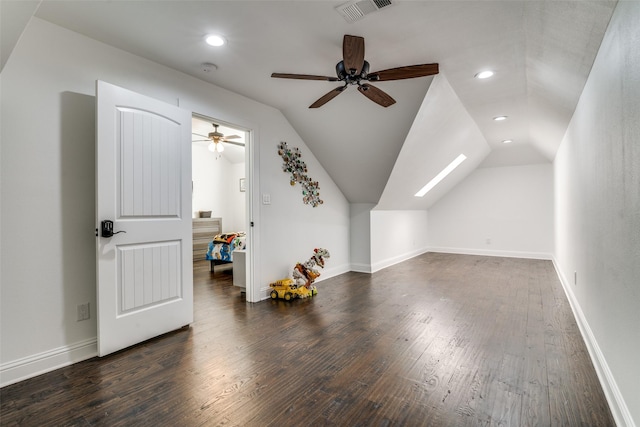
[269, 278, 317, 300]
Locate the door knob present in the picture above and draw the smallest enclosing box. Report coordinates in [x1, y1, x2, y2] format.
[100, 220, 126, 238]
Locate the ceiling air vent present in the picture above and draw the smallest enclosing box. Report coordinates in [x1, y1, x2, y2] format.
[336, 0, 394, 23]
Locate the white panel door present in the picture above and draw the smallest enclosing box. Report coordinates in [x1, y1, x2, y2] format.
[96, 81, 193, 357]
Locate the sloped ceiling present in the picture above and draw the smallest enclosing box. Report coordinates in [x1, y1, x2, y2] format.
[377, 74, 491, 210]
[6, 1, 616, 206]
[0, 0, 40, 71]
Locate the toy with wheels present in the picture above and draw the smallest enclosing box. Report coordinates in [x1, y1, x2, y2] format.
[268, 248, 329, 300]
[269, 278, 317, 300]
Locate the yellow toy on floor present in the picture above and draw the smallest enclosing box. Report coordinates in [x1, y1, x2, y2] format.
[269, 278, 317, 301]
[269, 248, 330, 300]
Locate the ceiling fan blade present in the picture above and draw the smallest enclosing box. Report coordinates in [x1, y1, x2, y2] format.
[224, 140, 245, 147]
[224, 135, 241, 139]
[192, 139, 210, 142]
[271, 73, 338, 81]
[343, 35, 365, 76]
[309, 86, 347, 108]
[357, 84, 396, 107]
[368, 64, 439, 81]
[192, 132, 209, 138]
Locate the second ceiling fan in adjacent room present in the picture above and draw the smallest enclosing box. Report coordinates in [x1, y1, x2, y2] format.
[192, 123, 243, 158]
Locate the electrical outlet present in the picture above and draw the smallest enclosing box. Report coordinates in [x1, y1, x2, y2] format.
[77, 303, 90, 321]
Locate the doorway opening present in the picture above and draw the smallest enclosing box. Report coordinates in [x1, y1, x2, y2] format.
[191, 114, 252, 297]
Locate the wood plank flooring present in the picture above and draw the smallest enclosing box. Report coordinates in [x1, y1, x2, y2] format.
[1, 253, 615, 426]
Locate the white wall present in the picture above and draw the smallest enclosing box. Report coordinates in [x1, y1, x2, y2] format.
[0, 17, 350, 386]
[259, 138, 351, 286]
[554, 2, 640, 425]
[349, 206, 430, 273]
[191, 144, 246, 232]
[428, 164, 554, 259]
[370, 210, 429, 272]
[350, 203, 375, 272]
[228, 162, 247, 232]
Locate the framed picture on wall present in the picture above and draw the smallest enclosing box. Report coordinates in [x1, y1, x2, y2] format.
[239, 178, 246, 192]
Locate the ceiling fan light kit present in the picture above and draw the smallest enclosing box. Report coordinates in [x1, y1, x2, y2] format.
[208, 142, 224, 153]
[192, 123, 242, 159]
[271, 34, 439, 108]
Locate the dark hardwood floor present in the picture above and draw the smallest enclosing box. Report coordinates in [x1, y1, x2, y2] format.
[1, 253, 614, 426]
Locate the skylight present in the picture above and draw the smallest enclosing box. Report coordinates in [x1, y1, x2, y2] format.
[474, 70, 494, 79]
[414, 154, 467, 197]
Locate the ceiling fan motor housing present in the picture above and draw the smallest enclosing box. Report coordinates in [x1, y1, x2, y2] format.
[208, 124, 224, 140]
[336, 60, 370, 82]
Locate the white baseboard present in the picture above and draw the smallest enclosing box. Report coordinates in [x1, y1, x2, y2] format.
[428, 246, 553, 260]
[317, 263, 351, 281]
[0, 337, 97, 388]
[350, 262, 372, 273]
[370, 248, 430, 273]
[552, 257, 635, 427]
[353, 248, 550, 274]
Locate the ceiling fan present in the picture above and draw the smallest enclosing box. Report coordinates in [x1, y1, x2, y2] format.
[192, 124, 243, 157]
[271, 35, 439, 108]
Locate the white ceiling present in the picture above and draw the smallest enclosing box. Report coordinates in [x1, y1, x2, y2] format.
[5, 1, 617, 206]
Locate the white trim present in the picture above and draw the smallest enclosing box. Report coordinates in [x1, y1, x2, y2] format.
[257, 286, 271, 301]
[552, 257, 635, 427]
[371, 248, 430, 273]
[0, 338, 97, 388]
[350, 263, 372, 273]
[428, 246, 553, 260]
[351, 248, 430, 274]
[316, 264, 351, 281]
[246, 127, 260, 303]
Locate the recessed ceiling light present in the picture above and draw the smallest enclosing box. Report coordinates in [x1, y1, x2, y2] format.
[502, 139, 513, 144]
[415, 154, 467, 198]
[205, 34, 226, 47]
[475, 70, 494, 79]
[493, 116, 508, 121]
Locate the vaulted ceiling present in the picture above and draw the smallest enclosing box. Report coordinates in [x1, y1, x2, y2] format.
[2, 1, 617, 207]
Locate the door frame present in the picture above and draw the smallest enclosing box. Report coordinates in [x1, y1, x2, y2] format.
[191, 113, 256, 301]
